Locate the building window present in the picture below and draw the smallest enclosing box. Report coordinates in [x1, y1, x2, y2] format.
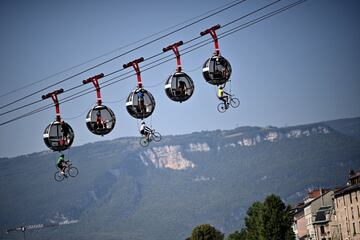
[350, 193, 353, 204]
[352, 207, 354, 219]
[344, 196, 346, 206]
[353, 222, 357, 235]
[356, 191, 358, 202]
[340, 224, 342, 233]
[358, 205, 360, 217]
[321, 226, 326, 234]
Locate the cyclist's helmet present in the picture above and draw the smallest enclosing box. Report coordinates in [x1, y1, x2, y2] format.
[60, 154, 64, 157]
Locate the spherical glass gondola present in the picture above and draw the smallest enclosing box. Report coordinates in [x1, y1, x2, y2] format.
[164, 72, 194, 103]
[202, 55, 232, 85]
[126, 88, 155, 119]
[86, 105, 116, 136]
[43, 120, 74, 152]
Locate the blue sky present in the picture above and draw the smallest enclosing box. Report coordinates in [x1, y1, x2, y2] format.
[0, 0, 359, 157]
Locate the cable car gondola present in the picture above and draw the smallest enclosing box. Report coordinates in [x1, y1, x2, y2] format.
[164, 72, 194, 102]
[43, 120, 74, 152]
[123, 57, 156, 119]
[86, 105, 116, 135]
[163, 41, 194, 103]
[82, 74, 116, 136]
[202, 55, 232, 85]
[200, 24, 232, 85]
[126, 87, 155, 119]
[42, 89, 74, 152]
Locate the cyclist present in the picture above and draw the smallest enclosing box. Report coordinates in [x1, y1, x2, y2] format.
[217, 85, 230, 108]
[139, 121, 152, 139]
[57, 154, 68, 175]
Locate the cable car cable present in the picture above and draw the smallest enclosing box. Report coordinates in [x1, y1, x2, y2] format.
[0, 0, 243, 100]
[0, 0, 280, 117]
[0, 0, 306, 126]
[0, 0, 307, 127]
[0, 0, 247, 111]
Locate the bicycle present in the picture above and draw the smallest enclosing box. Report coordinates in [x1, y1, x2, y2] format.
[139, 129, 161, 147]
[217, 94, 240, 113]
[54, 163, 79, 182]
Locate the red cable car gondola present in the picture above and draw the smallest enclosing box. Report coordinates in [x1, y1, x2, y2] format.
[123, 57, 156, 119]
[200, 24, 232, 85]
[42, 89, 74, 152]
[82, 73, 116, 136]
[163, 41, 194, 103]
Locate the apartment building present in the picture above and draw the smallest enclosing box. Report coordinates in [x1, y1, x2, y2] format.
[334, 170, 360, 240]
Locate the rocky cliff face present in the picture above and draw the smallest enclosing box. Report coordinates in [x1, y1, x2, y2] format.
[139, 125, 332, 169]
[140, 145, 195, 170]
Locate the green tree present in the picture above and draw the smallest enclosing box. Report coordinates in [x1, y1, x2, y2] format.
[245, 202, 265, 240]
[190, 224, 224, 240]
[262, 194, 295, 240]
[228, 194, 295, 240]
[227, 229, 247, 240]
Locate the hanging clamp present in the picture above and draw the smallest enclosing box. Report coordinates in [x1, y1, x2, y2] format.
[163, 41, 183, 73]
[82, 73, 105, 105]
[200, 24, 221, 56]
[42, 88, 64, 121]
[123, 57, 145, 88]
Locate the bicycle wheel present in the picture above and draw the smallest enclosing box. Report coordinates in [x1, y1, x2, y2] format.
[68, 166, 79, 177]
[217, 102, 227, 113]
[152, 132, 161, 142]
[54, 171, 64, 182]
[230, 97, 240, 108]
[139, 137, 149, 147]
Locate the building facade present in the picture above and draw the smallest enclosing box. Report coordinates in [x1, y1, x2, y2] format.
[334, 170, 360, 240]
[292, 170, 360, 240]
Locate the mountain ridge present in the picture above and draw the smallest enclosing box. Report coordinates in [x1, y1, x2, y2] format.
[1, 117, 360, 240]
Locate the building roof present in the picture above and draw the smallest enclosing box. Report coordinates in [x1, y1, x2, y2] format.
[349, 169, 360, 180]
[334, 183, 360, 197]
[303, 188, 330, 203]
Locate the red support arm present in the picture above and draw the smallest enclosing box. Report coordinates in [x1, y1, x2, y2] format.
[123, 57, 145, 88]
[82, 73, 105, 105]
[200, 24, 221, 56]
[163, 41, 183, 72]
[42, 88, 64, 121]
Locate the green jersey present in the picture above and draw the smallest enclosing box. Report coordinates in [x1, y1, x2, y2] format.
[57, 156, 65, 165]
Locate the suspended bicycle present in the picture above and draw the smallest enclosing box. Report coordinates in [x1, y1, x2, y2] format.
[139, 129, 161, 147]
[54, 162, 79, 182]
[217, 94, 240, 113]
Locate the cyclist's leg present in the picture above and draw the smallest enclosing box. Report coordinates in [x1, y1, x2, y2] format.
[223, 96, 229, 108]
[61, 164, 66, 174]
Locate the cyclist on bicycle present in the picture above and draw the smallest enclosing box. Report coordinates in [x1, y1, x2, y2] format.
[57, 154, 68, 175]
[139, 121, 152, 139]
[217, 85, 230, 108]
